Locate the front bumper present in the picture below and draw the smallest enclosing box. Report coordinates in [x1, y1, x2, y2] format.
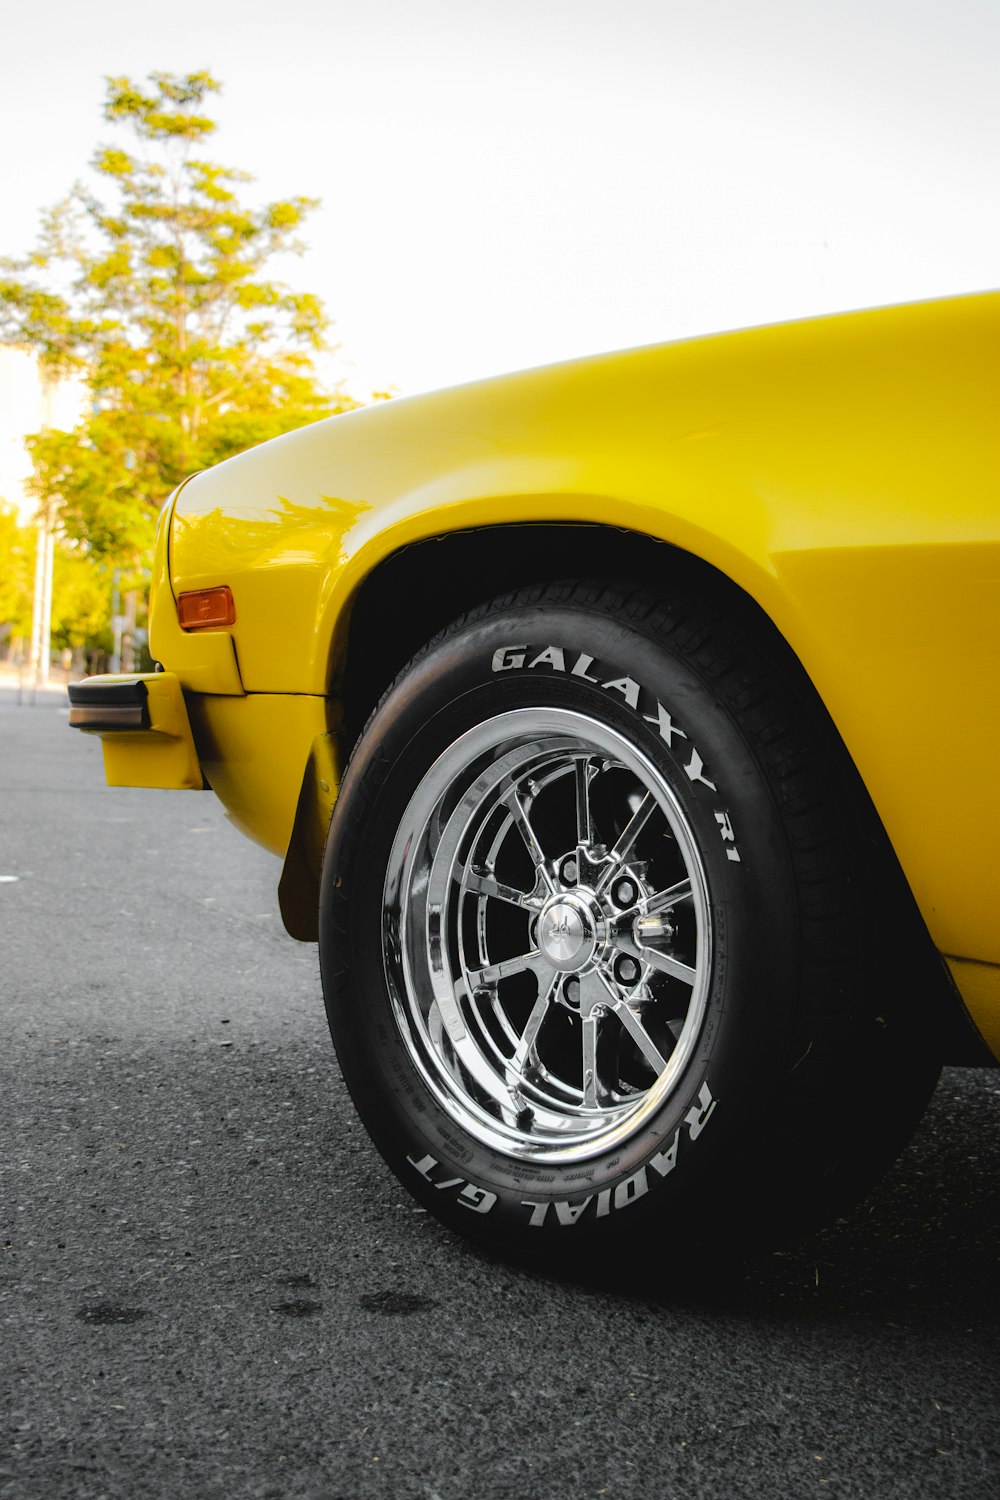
[67, 673, 204, 791]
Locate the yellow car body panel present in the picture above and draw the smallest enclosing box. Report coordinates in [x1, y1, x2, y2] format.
[126, 480, 333, 859]
[148, 481, 244, 697]
[184, 693, 333, 856]
[103, 293, 1000, 1050]
[71, 671, 203, 790]
[946, 959, 1000, 1060]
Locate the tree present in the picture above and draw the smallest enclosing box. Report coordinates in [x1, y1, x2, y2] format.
[0, 71, 359, 570]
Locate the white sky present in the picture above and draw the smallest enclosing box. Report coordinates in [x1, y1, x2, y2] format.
[1, 0, 998, 397]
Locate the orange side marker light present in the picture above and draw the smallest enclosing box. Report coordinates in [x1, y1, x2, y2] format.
[177, 586, 236, 631]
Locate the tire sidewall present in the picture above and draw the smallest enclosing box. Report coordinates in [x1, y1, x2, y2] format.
[320, 596, 801, 1248]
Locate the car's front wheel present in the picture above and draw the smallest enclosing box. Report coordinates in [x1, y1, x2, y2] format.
[319, 581, 939, 1262]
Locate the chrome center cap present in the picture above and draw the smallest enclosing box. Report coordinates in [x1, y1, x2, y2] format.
[538, 893, 598, 972]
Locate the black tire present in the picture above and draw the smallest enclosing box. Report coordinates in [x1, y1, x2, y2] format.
[318, 580, 940, 1263]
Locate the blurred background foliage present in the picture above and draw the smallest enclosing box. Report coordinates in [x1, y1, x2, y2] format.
[0, 501, 114, 661]
[0, 70, 366, 667]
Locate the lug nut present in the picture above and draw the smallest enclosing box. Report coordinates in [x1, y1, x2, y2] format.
[611, 876, 638, 908]
[563, 976, 581, 1007]
[560, 856, 579, 885]
[613, 954, 640, 987]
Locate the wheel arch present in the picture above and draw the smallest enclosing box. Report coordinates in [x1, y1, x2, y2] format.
[338, 523, 777, 752]
[284, 520, 987, 1064]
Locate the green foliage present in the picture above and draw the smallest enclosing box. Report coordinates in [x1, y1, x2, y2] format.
[1, 71, 358, 578]
[0, 502, 111, 653]
[51, 545, 113, 653]
[0, 503, 35, 638]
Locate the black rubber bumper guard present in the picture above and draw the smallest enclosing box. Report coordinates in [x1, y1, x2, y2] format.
[67, 677, 151, 731]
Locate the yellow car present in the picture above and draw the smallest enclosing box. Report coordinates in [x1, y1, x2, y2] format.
[70, 293, 1000, 1259]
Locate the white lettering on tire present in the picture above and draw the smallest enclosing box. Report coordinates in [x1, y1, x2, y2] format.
[649, 1130, 680, 1178]
[492, 640, 719, 787]
[406, 1153, 497, 1214]
[527, 645, 566, 672]
[683, 747, 717, 792]
[614, 1167, 649, 1209]
[684, 1082, 718, 1140]
[457, 1183, 498, 1214]
[571, 653, 600, 682]
[601, 675, 640, 709]
[491, 640, 744, 862]
[715, 811, 742, 863]
[520, 1082, 719, 1225]
[492, 645, 528, 671]
[643, 701, 688, 747]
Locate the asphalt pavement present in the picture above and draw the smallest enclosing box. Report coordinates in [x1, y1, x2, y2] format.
[2, 687, 1000, 1500]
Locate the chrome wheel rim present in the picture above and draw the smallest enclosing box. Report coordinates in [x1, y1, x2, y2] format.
[382, 708, 712, 1164]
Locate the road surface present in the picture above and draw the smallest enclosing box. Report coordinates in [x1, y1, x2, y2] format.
[2, 688, 999, 1498]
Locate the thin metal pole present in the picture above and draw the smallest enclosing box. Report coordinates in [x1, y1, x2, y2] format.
[37, 510, 55, 689]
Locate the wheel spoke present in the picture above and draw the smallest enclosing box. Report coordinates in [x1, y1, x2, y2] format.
[581, 1011, 601, 1108]
[574, 757, 593, 846]
[578, 968, 615, 1013]
[644, 878, 692, 914]
[509, 968, 559, 1077]
[466, 948, 544, 989]
[608, 790, 656, 867]
[612, 1000, 670, 1076]
[505, 790, 554, 891]
[462, 868, 536, 910]
[634, 944, 697, 986]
